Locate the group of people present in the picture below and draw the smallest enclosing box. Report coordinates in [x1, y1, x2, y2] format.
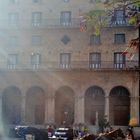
[46, 123, 136, 140]
[46, 124, 88, 138]
[73, 124, 89, 138]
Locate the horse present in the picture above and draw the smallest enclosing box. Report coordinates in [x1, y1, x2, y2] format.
[96, 128, 125, 140]
[80, 128, 125, 140]
[80, 133, 98, 140]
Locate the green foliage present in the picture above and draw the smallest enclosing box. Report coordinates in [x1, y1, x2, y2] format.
[104, 0, 140, 26]
[83, 10, 107, 35]
[95, 0, 102, 2]
[138, 1, 140, 7]
[128, 16, 137, 24]
[82, 0, 140, 34]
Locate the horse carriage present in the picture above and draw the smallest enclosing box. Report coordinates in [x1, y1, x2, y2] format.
[80, 128, 135, 140]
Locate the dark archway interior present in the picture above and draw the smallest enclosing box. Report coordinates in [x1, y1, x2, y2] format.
[110, 86, 130, 125]
[55, 86, 75, 126]
[2, 86, 21, 125]
[85, 86, 105, 125]
[26, 86, 45, 124]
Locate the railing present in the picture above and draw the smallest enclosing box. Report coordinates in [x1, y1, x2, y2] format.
[0, 18, 81, 29]
[107, 16, 131, 27]
[1, 60, 138, 71]
[0, 18, 132, 29]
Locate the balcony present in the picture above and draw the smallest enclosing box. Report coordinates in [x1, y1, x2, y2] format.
[0, 18, 132, 29]
[0, 18, 81, 29]
[108, 17, 131, 27]
[2, 60, 138, 71]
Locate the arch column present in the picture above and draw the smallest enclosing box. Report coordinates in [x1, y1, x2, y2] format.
[0, 94, 2, 123]
[21, 94, 26, 124]
[45, 90, 55, 124]
[74, 96, 78, 123]
[130, 96, 139, 123]
[135, 96, 139, 123]
[0, 93, 4, 133]
[131, 75, 139, 123]
[20, 87, 28, 124]
[74, 95, 85, 124]
[45, 96, 48, 124]
[105, 95, 109, 121]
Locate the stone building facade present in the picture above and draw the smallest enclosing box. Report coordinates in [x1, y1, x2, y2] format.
[0, 0, 139, 129]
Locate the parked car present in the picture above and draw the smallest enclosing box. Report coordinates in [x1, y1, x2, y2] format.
[53, 127, 73, 140]
[9, 126, 49, 140]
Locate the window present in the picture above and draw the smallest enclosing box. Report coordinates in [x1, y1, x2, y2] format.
[60, 53, 71, 69]
[89, 53, 101, 69]
[90, 34, 101, 45]
[32, 12, 42, 27]
[63, 0, 70, 2]
[8, 13, 19, 26]
[9, 36, 18, 47]
[32, 35, 42, 46]
[89, 0, 94, 3]
[114, 52, 125, 69]
[9, 0, 19, 4]
[111, 10, 126, 25]
[114, 33, 125, 44]
[60, 11, 71, 26]
[7, 54, 18, 69]
[90, 0, 101, 3]
[31, 53, 41, 69]
[32, 0, 41, 3]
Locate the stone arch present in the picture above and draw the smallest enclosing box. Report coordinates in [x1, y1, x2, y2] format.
[2, 86, 22, 124]
[109, 86, 130, 126]
[26, 86, 45, 124]
[55, 86, 75, 126]
[85, 86, 105, 125]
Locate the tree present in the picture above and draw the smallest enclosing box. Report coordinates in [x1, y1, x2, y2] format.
[103, 0, 140, 26]
[81, 0, 140, 59]
[81, 0, 140, 34]
[80, 10, 107, 35]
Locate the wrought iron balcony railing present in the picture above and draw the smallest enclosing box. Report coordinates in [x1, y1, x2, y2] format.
[108, 18, 131, 27]
[1, 60, 138, 71]
[0, 18, 81, 29]
[0, 18, 132, 29]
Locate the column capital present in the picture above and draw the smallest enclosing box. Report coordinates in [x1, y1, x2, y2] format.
[130, 96, 139, 100]
[105, 95, 109, 98]
[47, 94, 55, 99]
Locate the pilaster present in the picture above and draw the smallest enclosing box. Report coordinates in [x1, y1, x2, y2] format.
[105, 95, 109, 121]
[45, 88, 55, 124]
[74, 94, 85, 124]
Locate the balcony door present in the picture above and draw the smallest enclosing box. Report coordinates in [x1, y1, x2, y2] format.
[32, 12, 42, 27]
[30, 53, 41, 69]
[8, 54, 18, 69]
[8, 13, 19, 26]
[60, 53, 71, 69]
[114, 10, 126, 25]
[60, 11, 71, 26]
[114, 52, 125, 69]
[89, 53, 101, 69]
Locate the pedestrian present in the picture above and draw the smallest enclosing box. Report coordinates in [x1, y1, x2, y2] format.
[125, 126, 135, 140]
[47, 125, 54, 137]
